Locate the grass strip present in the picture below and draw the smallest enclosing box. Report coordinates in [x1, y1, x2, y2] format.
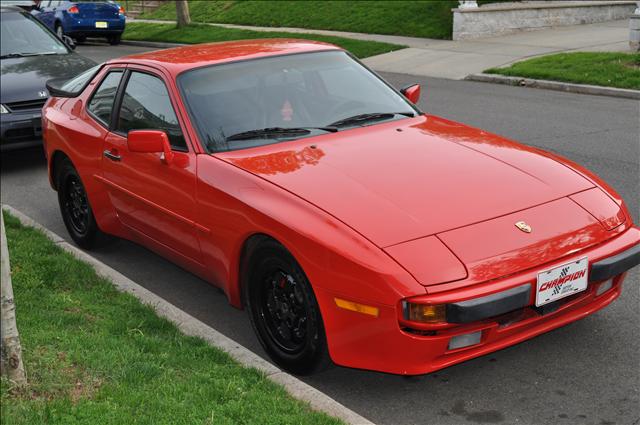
[485, 52, 640, 90]
[123, 22, 405, 59]
[0, 212, 342, 425]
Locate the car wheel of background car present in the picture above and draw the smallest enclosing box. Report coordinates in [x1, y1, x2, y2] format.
[75, 36, 86, 44]
[245, 239, 331, 375]
[55, 23, 64, 39]
[108, 35, 121, 45]
[56, 159, 106, 249]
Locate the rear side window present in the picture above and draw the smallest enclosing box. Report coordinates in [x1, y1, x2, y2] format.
[117, 71, 187, 150]
[87, 71, 123, 126]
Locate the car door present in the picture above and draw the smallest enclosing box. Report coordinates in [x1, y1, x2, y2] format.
[100, 66, 202, 263]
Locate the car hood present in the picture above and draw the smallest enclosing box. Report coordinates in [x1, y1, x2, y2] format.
[218, 115, 594, 248]
[0, 53, 95, 104]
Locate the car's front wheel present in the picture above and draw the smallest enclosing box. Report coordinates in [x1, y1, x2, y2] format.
[57, 159, 104, 249]
[245, 240, 330, 375]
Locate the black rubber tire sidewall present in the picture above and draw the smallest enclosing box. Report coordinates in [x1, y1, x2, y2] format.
[57, 160, 101, 249]
[245, 240, 330, 375]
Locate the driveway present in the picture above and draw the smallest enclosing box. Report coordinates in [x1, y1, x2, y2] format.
[1, 43, 638, 425]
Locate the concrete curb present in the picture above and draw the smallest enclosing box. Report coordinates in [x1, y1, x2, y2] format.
[466, 73, 640, 100]
[1, 204, 375, 425]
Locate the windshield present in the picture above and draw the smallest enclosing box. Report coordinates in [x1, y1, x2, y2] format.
[0, 11, 68, 58]
[178, 51, 417, 153]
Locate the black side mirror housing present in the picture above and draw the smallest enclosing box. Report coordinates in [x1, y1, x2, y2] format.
[62, 35, 76, 50]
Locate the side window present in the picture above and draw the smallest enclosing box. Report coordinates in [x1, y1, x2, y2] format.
[87, 70, 123, 126]
[117, 71, 187, 151]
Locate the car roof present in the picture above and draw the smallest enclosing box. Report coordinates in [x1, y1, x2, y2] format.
[111, 39, 342, 76]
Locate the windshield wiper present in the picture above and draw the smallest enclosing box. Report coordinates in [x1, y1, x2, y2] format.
[328, 112, 415, 128]
[0, 51, 61, 59]
[226, 126, 337, 142]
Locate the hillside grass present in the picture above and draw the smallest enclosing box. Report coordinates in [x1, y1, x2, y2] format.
[123, 22, 406, 58]
[140, 0, 461, 39]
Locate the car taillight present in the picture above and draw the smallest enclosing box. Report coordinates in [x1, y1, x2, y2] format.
[68, 5, 79, 14]
[119, 6, 125, 15]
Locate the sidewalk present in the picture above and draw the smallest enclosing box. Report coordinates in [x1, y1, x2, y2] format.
[130, 18, 632, 79]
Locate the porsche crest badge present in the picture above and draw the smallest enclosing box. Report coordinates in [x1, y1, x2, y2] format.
[515, 221, 532, 233]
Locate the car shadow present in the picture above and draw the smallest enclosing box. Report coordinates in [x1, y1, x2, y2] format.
[0, 146, 47, 174]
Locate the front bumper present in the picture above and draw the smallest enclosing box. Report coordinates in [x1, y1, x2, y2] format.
[445, 243, 639, 324]
[1, 110, 43, 151]
[317, 226, 639, 375]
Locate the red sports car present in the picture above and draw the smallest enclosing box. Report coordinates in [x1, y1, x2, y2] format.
[42, 40, 639, 375]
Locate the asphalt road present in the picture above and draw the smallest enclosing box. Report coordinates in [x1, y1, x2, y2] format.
[2, 42, 639, 425]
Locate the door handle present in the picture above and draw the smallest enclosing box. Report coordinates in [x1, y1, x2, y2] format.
[103, 150, 121, 161]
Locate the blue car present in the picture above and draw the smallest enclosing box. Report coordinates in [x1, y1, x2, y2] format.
[33, 0, 125, 45]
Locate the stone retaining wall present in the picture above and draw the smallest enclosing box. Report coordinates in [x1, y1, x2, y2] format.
[453, 1, 637, 40]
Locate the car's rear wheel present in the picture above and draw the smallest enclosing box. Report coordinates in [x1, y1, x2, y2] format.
[75, 36, 86, 44]
[108, 34, 121, 45]
[55, 23, 64, 39]
[57, 159, 104, 249]
[245, 240, 330, 375]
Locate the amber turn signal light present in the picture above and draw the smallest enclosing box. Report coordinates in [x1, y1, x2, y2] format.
[404, 302, 446, 324]
[334, 298, 379, 317]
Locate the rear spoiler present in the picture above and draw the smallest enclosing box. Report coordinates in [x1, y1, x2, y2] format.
[45, 78, 78, 98]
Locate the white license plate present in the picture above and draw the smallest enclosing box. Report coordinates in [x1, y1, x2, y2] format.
[536, 257, 588, 307]
[95, 21, 108, 28]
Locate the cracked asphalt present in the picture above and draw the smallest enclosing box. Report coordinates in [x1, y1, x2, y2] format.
[1, 43, 638, 425]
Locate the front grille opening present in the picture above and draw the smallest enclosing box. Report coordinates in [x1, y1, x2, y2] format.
[6, 98, 47, 112]
[401, 327, 436, 336]
[494, 308, 528, 328]
[531, 291, 584, 316]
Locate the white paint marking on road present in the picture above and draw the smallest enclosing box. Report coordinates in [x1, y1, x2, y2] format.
[1, 204, 375, 425]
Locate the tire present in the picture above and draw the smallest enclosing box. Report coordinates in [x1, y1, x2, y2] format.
[56, 159, 105, 249]
[108, 34, 121, 45]
[75, 36, 86, 44]
[55, 23, 64, 39]
[244, 240, 331, 375]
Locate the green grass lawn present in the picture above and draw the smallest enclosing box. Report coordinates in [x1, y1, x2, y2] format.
[0, 212, 342, 425]
[486, 52, 640, 90]
[123, 22, 405, 58]
[140, 0, 461, 39]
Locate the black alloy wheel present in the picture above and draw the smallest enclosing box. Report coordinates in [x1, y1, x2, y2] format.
[57, 158, 104, 249]
[245, 240, 330, 375]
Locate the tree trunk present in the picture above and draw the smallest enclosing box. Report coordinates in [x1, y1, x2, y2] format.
[176, 0, 191, 28]
[0, 212, 27, 387]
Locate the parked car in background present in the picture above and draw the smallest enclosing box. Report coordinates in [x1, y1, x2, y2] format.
[1, 5, 95, 151]
[33, 0, 126, 45]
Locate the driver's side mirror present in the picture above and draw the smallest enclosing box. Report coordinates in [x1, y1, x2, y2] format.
[62, 35, 76, 50]
[127, 130, 174, 164]
[400, 84, 421, 105]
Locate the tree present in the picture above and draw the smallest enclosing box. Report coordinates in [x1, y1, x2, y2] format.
[0, 213, 27, 388]
[176, 0, 191, 28]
